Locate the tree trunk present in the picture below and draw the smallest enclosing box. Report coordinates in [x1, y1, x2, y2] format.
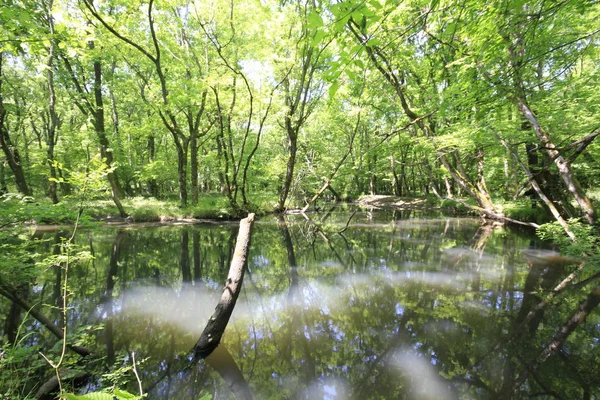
[146, 135, 158, 197]
[175, 143, 188, 207]
[0, 55, 32, 196]
[0, 157, 7, 194]
[193, 231, 201, 284]
[496, 132, 574, 238]
[278, 129, 297, 212]
[513, 286, 600, 394]
[45, 4, 60, 204]
[204, 345, 253, 400]
[518, 101, 596, 224]
[194, 213, 255, 359]
[190, 129, 198, 205]
[92, 58, 127, 217]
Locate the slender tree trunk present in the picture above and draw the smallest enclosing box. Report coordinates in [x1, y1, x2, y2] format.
[175, 143, 188, 206]
[190, 129, 199, 205]
[104, 230, 124, 365]
[0, 124, 31, 196]
[0, 157, 7, 194]
[46, 2, 59, 204]
[391, 155, 400, 196]
[204, 346, 253, 400]
[278, 127, 298, 212]
[92, 55, 127, 217]
[513, 286, 600, 394]
[146, 135, 158, 197]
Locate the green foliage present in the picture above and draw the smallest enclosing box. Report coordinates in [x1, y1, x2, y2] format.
[538, 219, 600, 269]
[62, 389, 142, 400]
[501, 200, 552, 223]
[0, 230, 43, 286]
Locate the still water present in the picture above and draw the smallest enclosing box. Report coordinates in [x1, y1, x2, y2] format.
[3, 209, 600, 399]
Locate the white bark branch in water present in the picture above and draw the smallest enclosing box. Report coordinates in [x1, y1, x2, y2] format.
[194, 213, 255, 359]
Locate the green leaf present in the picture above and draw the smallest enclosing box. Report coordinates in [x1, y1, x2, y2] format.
[365, 37, 382, 47]
[113, 389, 140, 399]
[368, 0, 383, 10]
[62, 393, 115, 400]
[62, 390, 140, 400]
[307, 10, 323, 29]
[328, 81, 340, 99]
[311, 30, 326, 47]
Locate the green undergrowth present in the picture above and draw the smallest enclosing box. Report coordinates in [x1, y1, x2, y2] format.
[0, 192, 278, 226]
[500, 200, 553, 223]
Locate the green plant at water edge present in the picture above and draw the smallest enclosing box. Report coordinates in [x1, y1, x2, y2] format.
[538, 219, 600, 270]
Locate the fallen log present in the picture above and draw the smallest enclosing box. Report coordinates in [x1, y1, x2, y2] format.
[193, 213, 255, 359]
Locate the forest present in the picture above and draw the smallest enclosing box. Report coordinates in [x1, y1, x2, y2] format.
[1, 0, 600, 398]
[0, 0, 597, 226]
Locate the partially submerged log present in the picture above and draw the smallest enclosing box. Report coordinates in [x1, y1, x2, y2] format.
[193, 213, 255, 359]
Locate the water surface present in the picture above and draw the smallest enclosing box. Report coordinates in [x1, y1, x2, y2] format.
[2, 209, 599, 399]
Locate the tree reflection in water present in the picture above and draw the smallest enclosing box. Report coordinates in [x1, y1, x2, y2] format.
[3, 210, 599, 399]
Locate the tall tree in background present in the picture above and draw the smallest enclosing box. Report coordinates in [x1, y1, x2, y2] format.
[0, 53, 32, 196]
[61, 34, 127, 217]
[276, 0, 331, 212]
[44, 0, 60, 204]
[84, 0, 210, 207]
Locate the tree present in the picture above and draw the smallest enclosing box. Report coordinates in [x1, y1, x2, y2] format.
[0, 53, 32, 196]
[275, 0, 332, 212]
[84, 0, 210, 207]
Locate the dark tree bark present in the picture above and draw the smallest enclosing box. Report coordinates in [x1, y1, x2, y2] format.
[146, 135, 158, 197]
[92, 55, 127, 217]
[0, 157, 7, 194]
[45, 1, 60, 204]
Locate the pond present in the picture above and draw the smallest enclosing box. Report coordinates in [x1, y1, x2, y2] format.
[2, 208, 599, 399]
